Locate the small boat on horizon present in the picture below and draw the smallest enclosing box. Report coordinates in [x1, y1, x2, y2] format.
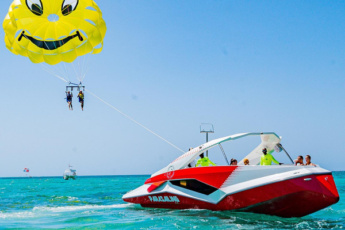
[63, 165, 77, 180]
[123, 132, 339, 218]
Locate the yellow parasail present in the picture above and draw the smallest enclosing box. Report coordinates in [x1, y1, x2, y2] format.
[3, 0, 107, 65]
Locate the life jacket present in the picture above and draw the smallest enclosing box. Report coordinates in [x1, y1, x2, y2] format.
[260, 153, 279, 165]
[196, 157, 216, 167]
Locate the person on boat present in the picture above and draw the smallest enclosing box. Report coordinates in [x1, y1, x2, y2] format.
[305, 155, 316, 166]
[230, 158, 238, 165]
[66, 91, 73, 110]
[244, 158, 250, 165]
[77, 91, 84, 111]
[196, 153, 216, 167]
[260, 148, 280, 165]
[294, 155, 304, 166]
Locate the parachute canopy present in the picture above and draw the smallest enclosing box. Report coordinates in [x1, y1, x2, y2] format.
[23, 168, 29, 173]
[3, 0, 107, 65]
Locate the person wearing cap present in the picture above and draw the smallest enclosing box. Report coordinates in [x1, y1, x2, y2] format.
[260, 148, 280, 165]
[196, 153, 216, 167]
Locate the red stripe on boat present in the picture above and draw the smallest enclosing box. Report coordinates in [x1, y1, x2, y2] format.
[147, 181, 166, 193]
[145, 166, 238, 188]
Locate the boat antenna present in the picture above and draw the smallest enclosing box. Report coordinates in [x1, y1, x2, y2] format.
[200, 123, 214, 157]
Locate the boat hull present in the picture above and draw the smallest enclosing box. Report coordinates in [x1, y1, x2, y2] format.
[123, 166, 339, 217]
[63, 175, 76, 180]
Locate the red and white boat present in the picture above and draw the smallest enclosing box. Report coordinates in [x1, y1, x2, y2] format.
[123, 132, 339, 217]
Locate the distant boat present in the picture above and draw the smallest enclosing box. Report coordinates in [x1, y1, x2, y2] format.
[63, 165, 77, 180]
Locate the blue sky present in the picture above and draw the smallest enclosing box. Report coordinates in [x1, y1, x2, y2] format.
[0, 0, 344, 177]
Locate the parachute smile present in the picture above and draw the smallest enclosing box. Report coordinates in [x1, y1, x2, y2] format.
[18, 31, 84, 50]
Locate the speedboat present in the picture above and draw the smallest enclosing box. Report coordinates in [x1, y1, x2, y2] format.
[123, 132, 339, 217]
[63, 165, 77, 180]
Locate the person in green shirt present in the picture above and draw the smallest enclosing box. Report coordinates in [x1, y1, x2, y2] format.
[260, 148, 280, 165]
[196, 153, 216, 167]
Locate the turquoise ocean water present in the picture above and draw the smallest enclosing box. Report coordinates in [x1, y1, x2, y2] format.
[0, 172, 344, 229]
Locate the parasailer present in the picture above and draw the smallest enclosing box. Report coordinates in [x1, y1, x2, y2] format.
[23, 168, 30, 177]
[66, 91, 73, 110]
[3, 0, 107, 107]
[77, 91, 85, 111]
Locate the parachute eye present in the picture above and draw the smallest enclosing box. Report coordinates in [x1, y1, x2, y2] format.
[26, 0, 43, 16]
[62, 0, 79, 16]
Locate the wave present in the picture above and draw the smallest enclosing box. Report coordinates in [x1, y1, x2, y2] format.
[0, 211, 39, 219]
[312, 207, 345, 217]
[33, 203, 132, 212]
[0, 203, 133, 219]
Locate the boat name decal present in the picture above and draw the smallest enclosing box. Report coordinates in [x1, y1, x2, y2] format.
[148, 196, 180, 203]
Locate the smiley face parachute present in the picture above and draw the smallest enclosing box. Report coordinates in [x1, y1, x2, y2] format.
[3, 0, 106, 65]
[3, 0, 107, 85]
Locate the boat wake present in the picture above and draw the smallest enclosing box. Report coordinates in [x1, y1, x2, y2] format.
[0, 203, 133, 219]
[33, 203, 133, 212]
